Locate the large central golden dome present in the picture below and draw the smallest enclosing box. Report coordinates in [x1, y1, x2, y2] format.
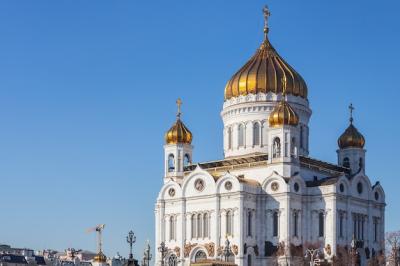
[224, 7, 308, 101]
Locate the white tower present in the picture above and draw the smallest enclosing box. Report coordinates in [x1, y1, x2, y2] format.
[337, 104, 366, 175]
[164, 98, 193, 183]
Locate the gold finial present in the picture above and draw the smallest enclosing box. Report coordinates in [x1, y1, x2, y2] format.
[176, 98, 182, 118]
[281, 76, 287, 100]
[349, 103, 354, 124]
[263, 5, 271, 40]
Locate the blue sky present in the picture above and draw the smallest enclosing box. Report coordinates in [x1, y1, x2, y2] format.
[0, 0, 399, 258]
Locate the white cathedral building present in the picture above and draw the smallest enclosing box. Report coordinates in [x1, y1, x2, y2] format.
[155, 6, 385, 266]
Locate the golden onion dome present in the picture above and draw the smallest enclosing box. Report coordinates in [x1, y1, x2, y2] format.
[224, 6, 307, 101]
[165, 98, 193, 145]
[268, 78, 299, 128]
[338, 104, 365, 149]
[93, 252, 107, 263]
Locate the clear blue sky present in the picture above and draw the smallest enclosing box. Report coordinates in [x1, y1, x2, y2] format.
[0, 0, 399, 258]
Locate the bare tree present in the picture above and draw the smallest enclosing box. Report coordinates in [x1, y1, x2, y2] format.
[386, 231, 400, 266]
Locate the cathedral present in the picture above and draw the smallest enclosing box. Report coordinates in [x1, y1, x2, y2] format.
[155, 6, 385, 266]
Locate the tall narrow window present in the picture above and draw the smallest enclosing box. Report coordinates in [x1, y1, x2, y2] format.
[197, 214, 202, 238]
[203, 213, 209, 238]
[374, 218, 378, 242]
[226, 210, 233, 236]
[168, 154, 175, 172]
[238, 124, 244, 147]
[247, 254, 252, 266]
[273, 138, 281, 158]
[293, 212, 298, 237]
[169, 216, 174, 240]
[284, 133, 289, 157]
[253, 123, 260, 146]
[183, 154, 191, 167]
[339, 213, 343, 238]
[343, 157, 350, 168]
[273, 212, 278, 237]
[318, 212, 324, 237]
[191, 214, 197, 238]
[228, 127, 232, 149]
[291, 137, 296, 157]
[247, 211, 252, 237]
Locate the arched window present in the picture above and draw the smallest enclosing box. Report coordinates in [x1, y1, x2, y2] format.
[253, 123, 260, 146]
[273, 138, 281, 158]
[343, 157, 350, 168]
[168, 154, 175, 172]
[168, 254, 177, 266]
[226, 210, 233, 236]
[359, 157, 364, 169]
[247, 254, 252, 266]
[238, 124, 245, 147]
[169, 216, 175, 241]
[191, 214, 197, 238]
[318, 212, 324, 237]
[293, 212, 298, 237]
[300, 126, 304, 149]
[203, 213, 209, 238]
[194, 250, 207, 263]
[228, 127, 232, 149]
[247, 210, 252, 237]
[184, 154, 191, 167]
[273, 211, 278, 237]
[197, 214, 202, 238]
[291, 137, 296, 157]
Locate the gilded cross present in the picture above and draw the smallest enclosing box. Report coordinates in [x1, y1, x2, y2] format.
[176, 98, 182, 118]
[263, 5, 271, 38]
[349, 103, 354, 123]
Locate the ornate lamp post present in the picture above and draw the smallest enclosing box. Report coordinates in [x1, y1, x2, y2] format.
[304, 248, 320, 266]
[222, 238, 233, 262]
[126, 230, 137, 260]
[158, 242, 168, 266]
[141, 241, 152, 266]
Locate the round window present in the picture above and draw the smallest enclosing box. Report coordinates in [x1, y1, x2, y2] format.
[168, 188, 176, 197]
[294, 182, 299, 192]
[271, 182, 279, 192]
[339, 183, 344, 193]
[357, 182, 363, 194]
[375, 191, 379, 201]
[225, 181, 232, 191]
[194, 179, 205, 192]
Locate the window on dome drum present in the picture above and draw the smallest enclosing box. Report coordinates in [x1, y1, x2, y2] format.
[300, 126, 304, 149]
[184, 154, 191, 167]
[228, 127, 233, 149]
[293, 212, 298, 237]
[238, 124, 245, 147]
[168, 154, 175, 172]
[247, 210, 252, 237]
[318, 212, 324, 237]
[359, 157, 363, 169]
[284, 133, 289, 157]
[169, 216, 176, 241]
[247, 254, 252, 266]
[291, 137, 296, 157]
[273, 138, 281, 158]
[226, 210, 234, 236]
[194, 251, 207, 263]
[168, 255, 177, 266]
[273, 212, 278, 237]
[343, 157, 350, 168]
[253, 123, 260, 146]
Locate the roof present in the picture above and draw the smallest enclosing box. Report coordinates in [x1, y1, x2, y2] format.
[0, 254, 28, 264]
[191, 260, 237, 266]
[305, 176, 340, 187]
[35, 256, 47, 265]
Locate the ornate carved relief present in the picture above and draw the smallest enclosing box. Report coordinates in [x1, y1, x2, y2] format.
[204, 243, 215, 257]
[184, 242, 197, 258]
[174, 247, 180, 257]
[232, 245, 239, 255]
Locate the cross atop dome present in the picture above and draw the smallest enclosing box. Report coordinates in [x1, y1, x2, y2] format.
[176, 98, 182, 118]
[349, 103, 354, 124]
[263, 5, 271, 39]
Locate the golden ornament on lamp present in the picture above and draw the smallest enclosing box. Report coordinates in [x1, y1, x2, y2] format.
[224, 5, 307, 101]
[165, 98, 193, 145]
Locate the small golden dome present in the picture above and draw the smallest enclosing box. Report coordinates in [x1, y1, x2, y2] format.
[224, 6, 307, 101]
[268, 99, 299, 127]
[338, 104, 365, 149]
[93, 252, 107, 263]
[165, 98, 193, 145]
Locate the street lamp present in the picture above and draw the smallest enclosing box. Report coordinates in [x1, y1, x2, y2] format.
[158, 242, 168, 266]
[304, 248, 320, 266]
[141, 241, 152, 266]
[127, 230, 137, 260]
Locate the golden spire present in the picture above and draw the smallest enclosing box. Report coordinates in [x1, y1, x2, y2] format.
[263, 5, 271, 40]
[176, 98, 182, 119]
[349, 103, 354, 124]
